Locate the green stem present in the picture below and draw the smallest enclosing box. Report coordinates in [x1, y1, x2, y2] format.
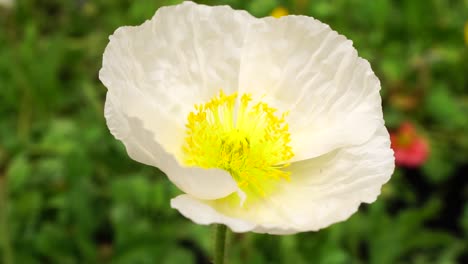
[0, 176, 13, 264]
[213, 224, 228, 264]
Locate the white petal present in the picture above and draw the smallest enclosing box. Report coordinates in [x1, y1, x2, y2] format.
[99, 1, 255, 158]
[171, 195, 256, 233]
[170, 126, 394, 234]
[104, 93, 238, 200]
[237, 15, 383, 162]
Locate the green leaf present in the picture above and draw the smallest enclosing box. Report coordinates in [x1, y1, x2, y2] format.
[7, 154, 31, 193]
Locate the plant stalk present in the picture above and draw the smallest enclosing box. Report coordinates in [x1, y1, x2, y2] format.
[213, 224, 228, 264]
[0, 176, 13, 264]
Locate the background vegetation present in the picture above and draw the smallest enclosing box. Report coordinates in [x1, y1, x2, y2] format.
[1, 0, 467, 263]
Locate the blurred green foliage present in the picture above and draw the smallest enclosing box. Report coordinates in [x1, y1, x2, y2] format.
[1, 0, 467, 263]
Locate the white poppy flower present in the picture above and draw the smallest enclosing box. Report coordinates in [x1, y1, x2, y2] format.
[100, 1, 395, 234]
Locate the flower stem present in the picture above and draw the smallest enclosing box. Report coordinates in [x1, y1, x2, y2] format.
[0, 176, 13, 264]
[213, 224, 228, 264]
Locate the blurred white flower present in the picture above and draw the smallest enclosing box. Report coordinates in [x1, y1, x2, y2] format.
[100, 1, 394, 234]
[0, 0, 13, 8]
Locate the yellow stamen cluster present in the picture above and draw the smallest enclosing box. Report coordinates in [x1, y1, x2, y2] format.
[183, 90, 294, 199]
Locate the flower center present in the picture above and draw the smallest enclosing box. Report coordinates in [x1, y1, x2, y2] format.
[183, 90, 294, 199]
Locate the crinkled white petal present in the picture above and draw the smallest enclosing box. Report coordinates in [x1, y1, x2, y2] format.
[171, 126, 394, 234]
[237, 15, 383, 162]
[100, 2, 256, 199]
[105, 93, 237, 200]
[99, 1, 255, 159]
